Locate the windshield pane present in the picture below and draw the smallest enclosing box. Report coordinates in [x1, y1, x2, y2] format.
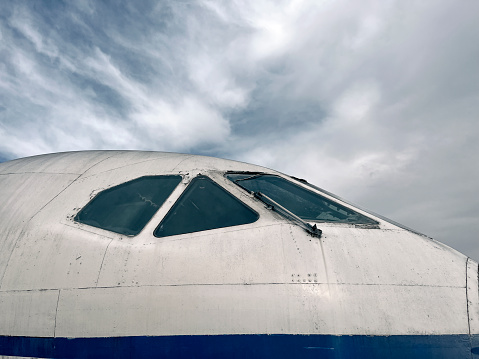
[75, 175, 182, 236]
[154, 176, 259, 238]
[226, 173, 377, 225]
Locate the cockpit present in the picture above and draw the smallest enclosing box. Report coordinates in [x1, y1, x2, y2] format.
[74, 172, 378, 238]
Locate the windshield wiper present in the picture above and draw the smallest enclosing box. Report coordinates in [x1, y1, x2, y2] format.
[233, 174, 265, 182]
[253, 191, 322, 238]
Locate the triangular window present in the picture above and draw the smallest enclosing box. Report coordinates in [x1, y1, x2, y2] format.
[154, 176, 258, 238]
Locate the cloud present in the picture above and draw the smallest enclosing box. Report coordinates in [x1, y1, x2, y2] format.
[0, 1, 236, 156]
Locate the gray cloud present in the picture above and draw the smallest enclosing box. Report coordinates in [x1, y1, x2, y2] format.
[0, 0, 478, 260]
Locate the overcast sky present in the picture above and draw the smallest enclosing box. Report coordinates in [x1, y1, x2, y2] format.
[1, 1, 478, 260]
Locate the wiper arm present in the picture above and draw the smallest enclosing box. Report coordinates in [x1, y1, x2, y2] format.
[234, 174, 264, 182]
[253, 191, 322, 238]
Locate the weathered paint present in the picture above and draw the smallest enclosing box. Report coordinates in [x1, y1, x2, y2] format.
[0, 151, 477, 358]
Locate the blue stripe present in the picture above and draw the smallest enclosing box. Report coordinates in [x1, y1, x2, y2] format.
[0, 334, 477, 359]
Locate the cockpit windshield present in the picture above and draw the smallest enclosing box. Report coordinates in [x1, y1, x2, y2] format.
[226, 173, 378, 226]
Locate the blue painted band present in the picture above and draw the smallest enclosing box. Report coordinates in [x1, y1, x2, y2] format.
[0, 334, 477, 359]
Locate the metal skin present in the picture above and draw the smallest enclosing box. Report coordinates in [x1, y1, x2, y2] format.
[0, 151, 478, 358]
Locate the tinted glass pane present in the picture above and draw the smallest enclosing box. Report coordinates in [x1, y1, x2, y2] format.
[154, 176, 259, 238]
[227, 174, 377, 225]
[75, 175, 181, 235]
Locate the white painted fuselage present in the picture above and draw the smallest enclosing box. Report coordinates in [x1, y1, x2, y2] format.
[0, 151, 477, 358]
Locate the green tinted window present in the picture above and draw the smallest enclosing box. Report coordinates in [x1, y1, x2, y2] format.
[154, 176, 258, 238]
[75, 175, 181, 235]
[227, 173, 377, 225]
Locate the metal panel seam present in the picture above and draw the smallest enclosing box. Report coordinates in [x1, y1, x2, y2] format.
[170, 155, 196, 171]
[53, 290, 61, 338]
[466, 258, 474, 359]
[80, 155, 177, 179]
[13, 282, 464, 292]
[0, 171, 82, 175]
[0, 283, 466, 294]
[467, 257, 472, 336]
[95, 239, 114, 287]
[28, 154, 118, 222]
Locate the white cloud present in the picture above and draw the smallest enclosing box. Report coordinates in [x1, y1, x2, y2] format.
[187, 52, 250, 108]
[332, 81, 381, 123]
[133, 96, 230, 151]
[9, 9, 59, 59]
